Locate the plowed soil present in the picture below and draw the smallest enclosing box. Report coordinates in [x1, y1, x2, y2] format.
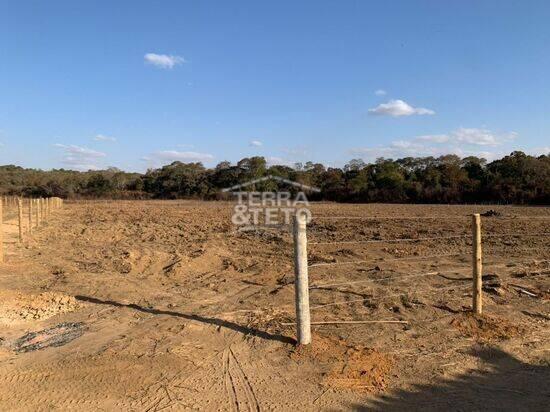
[0, 200, 548, 410]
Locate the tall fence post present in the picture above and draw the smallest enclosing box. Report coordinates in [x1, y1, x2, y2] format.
[472, 213, 483, 315]
[18, 198, 23, 243]
[28, 198, 33, 234]
[38, 198, 42, 226]
[293, 212, 311, 345]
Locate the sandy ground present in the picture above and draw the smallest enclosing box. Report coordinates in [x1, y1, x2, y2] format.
[0, 200, 549, 411]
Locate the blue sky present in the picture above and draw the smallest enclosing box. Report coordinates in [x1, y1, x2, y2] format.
[1, 0, 549, 171]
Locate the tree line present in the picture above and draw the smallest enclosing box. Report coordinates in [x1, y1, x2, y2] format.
[0, 151, 548, 204]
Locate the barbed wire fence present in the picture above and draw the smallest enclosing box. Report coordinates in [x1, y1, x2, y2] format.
[290, 212, 550, 345]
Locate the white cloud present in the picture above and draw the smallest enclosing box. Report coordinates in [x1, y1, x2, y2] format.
[414, 128, 517, 146]
[350, 127, 519, 161]
[526, 147, 550, 156]
[266, 156, 293, 167]
[249, 140, 263, 147]
[451, 128, 517, 146]
[54, 144, 106, 171]
[144, 53, 185, 69]
[374, 89, 387, 96]
[94, 134, 116, 142]
[152, 150, 214, 163]
[391, 140, 415, 149]
[368, 99, 435, 117]
[350, 144, 501, 162]
[281, 146, 310, 157]
[415, 134, 450, 143]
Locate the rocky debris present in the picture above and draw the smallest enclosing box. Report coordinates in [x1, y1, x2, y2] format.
[0, 291, 80, 324]
[482, 274, 505, 296]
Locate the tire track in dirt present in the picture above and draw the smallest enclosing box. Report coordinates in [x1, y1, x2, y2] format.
[223, 346, 260, 412]
[0, 357, 135, 410]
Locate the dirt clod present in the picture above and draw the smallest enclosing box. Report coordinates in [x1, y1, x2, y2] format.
[291, 335, 393, 392]
[451, 313, 523, 342]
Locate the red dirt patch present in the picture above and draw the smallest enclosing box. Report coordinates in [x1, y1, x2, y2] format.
[450, 313, 523, 342]
[291, 335, 393, 392]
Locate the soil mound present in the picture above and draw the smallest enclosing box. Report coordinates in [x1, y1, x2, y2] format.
[451, 313, 522, 342]
[0, 291, 80, 324]
[291, 335, 393, 392]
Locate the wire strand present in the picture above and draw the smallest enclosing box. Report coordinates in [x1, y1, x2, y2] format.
[312, 216, 468, 220]
[310, 234, 470, 245]
[310, 232, 550, 246]
[312, 215, 550, 220]
[310, 259, 547, 290]
[310, 270, 441, 289]
[310, 283, 471, 310]
[308, 252, 464, 268]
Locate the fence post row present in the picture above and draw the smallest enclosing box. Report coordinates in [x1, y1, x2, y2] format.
[472, 213, 483, 315]
[293, 212, 312, 345]
[0, 197, 64, 250]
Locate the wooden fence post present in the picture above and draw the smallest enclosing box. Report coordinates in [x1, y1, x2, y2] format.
[37, 198, 42, 226]
[293, 212, 311, 345]
[472, 214, 483, 315]
[28, 198, 33, 234]
[18, 198, 23, 243]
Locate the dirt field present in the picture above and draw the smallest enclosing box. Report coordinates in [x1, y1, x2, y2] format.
[0, 200, 549, 411]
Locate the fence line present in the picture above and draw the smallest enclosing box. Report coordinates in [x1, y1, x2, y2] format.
[483, 232, 550, 238]
[310, 270, 441, 289]
[309, 259, 548, 290]
[308, 252, 464, 268]
[291, 211, 549, 345]
[0, 196, 64, 261]
[310, 283, 472, 311]
[313, 216, 469, 220]
[308, 252, 549, 271]
[310, 234, 470, 245]
[312, 215, 550, 220]
[309, 232, 550, 246]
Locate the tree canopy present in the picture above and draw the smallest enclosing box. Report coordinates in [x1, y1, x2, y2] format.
[1, 152, 548, 204]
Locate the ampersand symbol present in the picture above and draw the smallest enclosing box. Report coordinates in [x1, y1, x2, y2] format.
[232, 204, 250, 225]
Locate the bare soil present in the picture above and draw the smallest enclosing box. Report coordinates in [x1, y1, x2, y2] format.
[0, 201, 548, 410]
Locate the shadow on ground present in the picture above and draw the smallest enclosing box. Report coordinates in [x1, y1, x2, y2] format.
[353, 346, 549, 411]
[75, 295, 295, 345]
